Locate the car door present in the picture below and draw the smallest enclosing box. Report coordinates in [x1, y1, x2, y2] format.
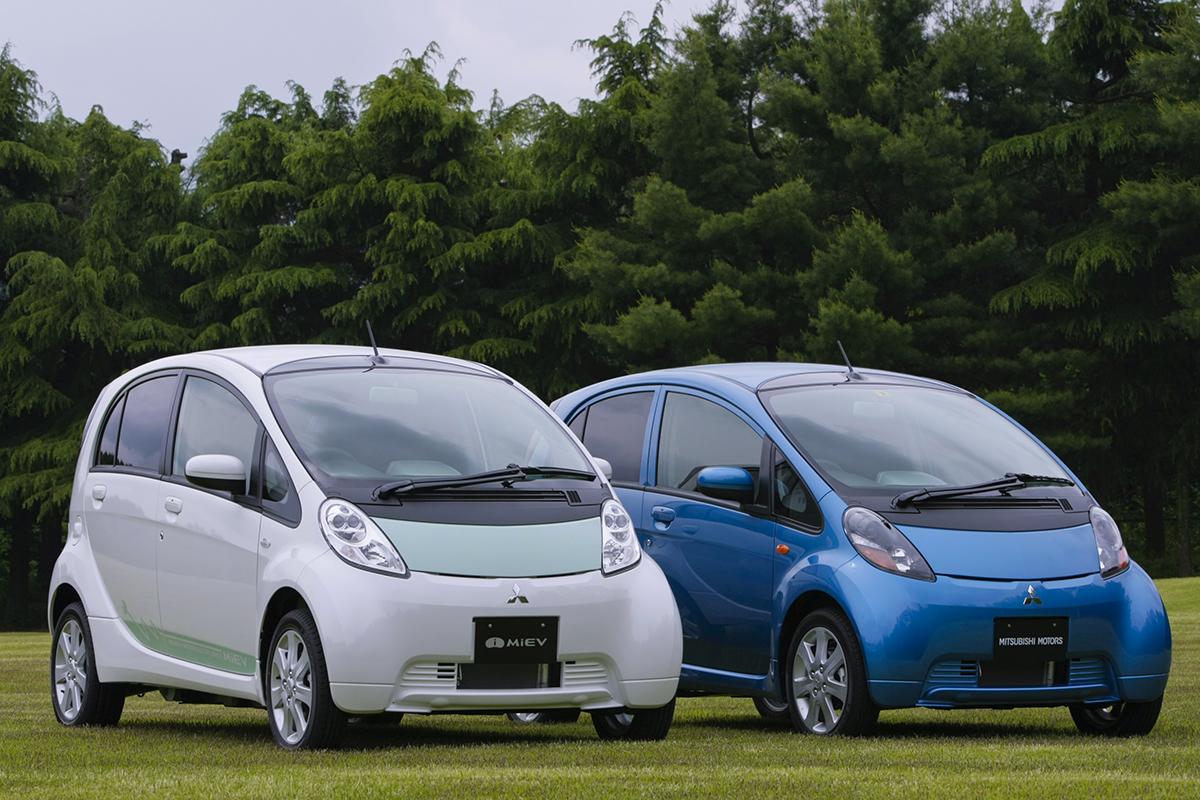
[85, 372, 179, 637]
[642, 390, 774, 676]
[155, 373, 263, 675]
[567, 388, 656, 529]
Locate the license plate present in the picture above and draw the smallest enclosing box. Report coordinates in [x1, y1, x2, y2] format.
[992, 617, 1069, 663]
[473, 617, 558, 664]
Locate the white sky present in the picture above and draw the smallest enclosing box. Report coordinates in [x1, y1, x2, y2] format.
[3, 0, 714, 161]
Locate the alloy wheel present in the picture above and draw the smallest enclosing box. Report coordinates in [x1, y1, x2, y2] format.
[791, 625, 848, 733]
[270, 629, 314, 745]
[53, 619, 87, 721]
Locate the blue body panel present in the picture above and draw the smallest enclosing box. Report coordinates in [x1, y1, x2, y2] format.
[554, 363, 1173, 710]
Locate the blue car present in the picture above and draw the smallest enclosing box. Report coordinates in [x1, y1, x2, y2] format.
[549, 362, 1171, 736]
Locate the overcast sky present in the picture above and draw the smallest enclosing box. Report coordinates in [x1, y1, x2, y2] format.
[4, 0, 715, 161]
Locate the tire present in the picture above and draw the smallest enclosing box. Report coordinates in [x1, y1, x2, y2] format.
[1069, 698, 1163, 737]
[591, 698, 675, 741]
[785, 608, 878, 736]
[50, 602, 125, 726]
[507, 709, 582, 725]
[266, 609, 346, 749]
[752, 695, 791, 724]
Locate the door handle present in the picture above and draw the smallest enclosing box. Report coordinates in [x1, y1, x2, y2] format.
[164, 496, 183, 514]
[92, 485, 106, 501]
[651, 506, 676, 530]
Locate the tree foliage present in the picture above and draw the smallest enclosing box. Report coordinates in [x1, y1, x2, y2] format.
[2, 0, 1199, 625]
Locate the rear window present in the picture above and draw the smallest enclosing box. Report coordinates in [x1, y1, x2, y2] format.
[95, 394, 125, 467]
[577, 392, 653, 483]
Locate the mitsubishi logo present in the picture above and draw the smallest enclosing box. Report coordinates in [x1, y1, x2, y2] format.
[506, 583, 529, 604]
[1023, 584, 1042, 606]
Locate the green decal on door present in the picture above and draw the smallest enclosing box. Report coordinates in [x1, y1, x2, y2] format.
[120, 603, 256, 675]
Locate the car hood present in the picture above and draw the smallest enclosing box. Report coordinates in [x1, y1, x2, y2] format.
[896, 521, 1100, 581]
[372, 516, 600, 578]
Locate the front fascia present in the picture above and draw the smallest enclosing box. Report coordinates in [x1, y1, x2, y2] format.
[373, 516, 601, 578]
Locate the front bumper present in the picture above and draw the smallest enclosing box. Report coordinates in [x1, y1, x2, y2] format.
[297, 552, 682, 714]
[833, 559, 1172, 709]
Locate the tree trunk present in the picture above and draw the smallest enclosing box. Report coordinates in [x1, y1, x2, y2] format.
[4, 510, 31, 629]
[1179, 456, 1194, 577]
[1142, 459, 1166, 558]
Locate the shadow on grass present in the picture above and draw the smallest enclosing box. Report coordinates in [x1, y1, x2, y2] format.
[684, 712, 1073, 740]
[117, 715, 597, 750]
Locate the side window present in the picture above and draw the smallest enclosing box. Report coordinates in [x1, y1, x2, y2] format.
[774, 453, 822, 530]
[567, 408, 587, 439]
[171, 376, 259, 494]
[656, 392, 762, 493]
[578, 392, 653, 483]
[261, 439, 301, 524]
[262, 440, 291, 503]
[94, 394, 126, 467]
[115, 376, 177, 472]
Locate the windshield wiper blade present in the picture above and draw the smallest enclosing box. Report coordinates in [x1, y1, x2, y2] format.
[372, 465, 595, 499]
[893, 473, 1075, 508]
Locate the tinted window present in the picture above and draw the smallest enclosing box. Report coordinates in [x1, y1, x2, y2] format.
[95, 394, 125, 466]
[580, 392, 653, 483]
[172, 376, 259, 494]
[116, 376, 177, 471]
[775, 454, 821, 530]
[656, 393, 761, 492]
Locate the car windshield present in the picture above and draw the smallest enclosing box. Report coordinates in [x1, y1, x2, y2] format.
[760, 383, 1069, 490]
[267, 368, 593, 482]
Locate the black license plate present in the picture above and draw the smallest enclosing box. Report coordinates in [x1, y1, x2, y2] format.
[473, 617, 558, 664]
[992, 617, 1069, 663]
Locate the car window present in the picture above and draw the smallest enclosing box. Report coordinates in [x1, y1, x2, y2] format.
[774, 454, 822, 530]
[262, 440, 291, 503]
[578, 392, 654, 483]
[115, 376, 177, 472]
[656, 392, 762, 493]
[95, 394, 125, 467]
[568, 409, 587, 439]
[171, 376, 258, 494]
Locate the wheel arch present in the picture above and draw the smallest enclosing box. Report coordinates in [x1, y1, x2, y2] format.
[258, 586, 312, 691]
[49, 583, 84, 631]
[778, 589, 853, 669]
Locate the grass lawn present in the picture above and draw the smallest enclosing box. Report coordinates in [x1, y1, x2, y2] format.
[1, 578, 1197, 799]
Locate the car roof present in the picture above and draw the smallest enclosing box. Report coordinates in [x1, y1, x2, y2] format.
[552, 362, 965, 411]
[200, 345, 498, 377]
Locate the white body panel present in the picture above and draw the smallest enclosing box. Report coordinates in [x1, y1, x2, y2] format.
[49, 345, 683, 716]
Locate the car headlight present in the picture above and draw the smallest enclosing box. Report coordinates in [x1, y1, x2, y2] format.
[843, 507, 934, 581]
[1090, 506, 1129, 578]
[319, 498, 408, 577]
[601, 498, 640, 575]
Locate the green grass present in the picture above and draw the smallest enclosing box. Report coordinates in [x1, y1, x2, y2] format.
[2, 578, 1197, 799]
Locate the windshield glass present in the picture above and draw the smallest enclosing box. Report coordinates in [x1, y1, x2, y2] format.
[267, 369, 592, 482]
[760, 384, 1068, 491]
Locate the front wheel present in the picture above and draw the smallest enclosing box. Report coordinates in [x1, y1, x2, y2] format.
[1070, 698, 1162, 737]
[592, 699, 675, 741]
[266, 609, 346, 749]
[785, 608, 878, 735]
[50, 602, 124, 726]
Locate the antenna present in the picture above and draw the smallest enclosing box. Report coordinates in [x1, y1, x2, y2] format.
[365, 320, 384, 364]
[837, 340, 865, 381]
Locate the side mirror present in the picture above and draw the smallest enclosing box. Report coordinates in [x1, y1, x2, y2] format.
[696, 466, 755, 504]
[593, 457, 614, 480]
[185, 454, 247, 494]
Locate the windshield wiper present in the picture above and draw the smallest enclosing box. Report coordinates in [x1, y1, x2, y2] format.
[892, 473, 1075, 508]
[373, 464, 595, 499]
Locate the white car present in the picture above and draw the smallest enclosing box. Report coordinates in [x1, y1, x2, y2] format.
[48, 345, 682, 748]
